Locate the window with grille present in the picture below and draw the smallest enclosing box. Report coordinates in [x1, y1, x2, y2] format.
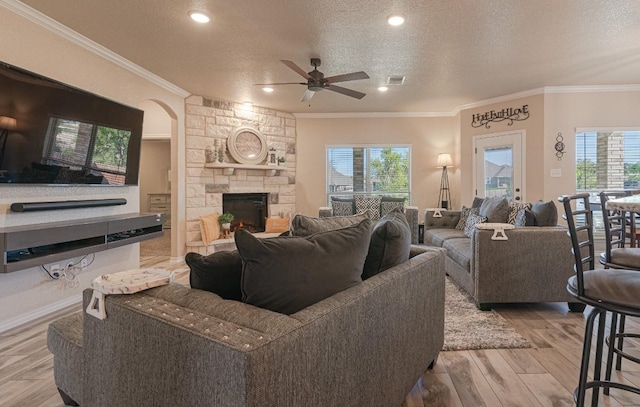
[326, 145, 411, 204]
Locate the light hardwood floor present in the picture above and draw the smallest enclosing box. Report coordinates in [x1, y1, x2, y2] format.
[1, 253, 639, 407]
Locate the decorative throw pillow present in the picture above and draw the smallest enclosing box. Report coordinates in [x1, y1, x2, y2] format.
[362, 209, 411, 280]
[186, 250, 243, 301]
[199, 212, 220, 245]
[354, 195, 383, 221]
[235, 219, 372, 315]
[472, 196, 485, 208]
[264, 217, 290, 233]
[330, 197, 355, 216]
[530, 200, 558, 226]
[464, 213, 487, 238]
[507, 201, 532, 224]
[455, 206, 478, 230]
[380, 196, 406, 217]
[514, 208, 536, 227]
[479, 197, 510, 223]
[290, 213, 369, 237]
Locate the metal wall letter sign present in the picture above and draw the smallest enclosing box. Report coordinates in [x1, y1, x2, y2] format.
[471, 104, 530, 129]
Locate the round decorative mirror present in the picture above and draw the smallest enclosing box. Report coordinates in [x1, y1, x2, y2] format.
[227, 126, 268, 165]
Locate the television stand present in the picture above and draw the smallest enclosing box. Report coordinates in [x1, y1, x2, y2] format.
[0, 213, 165, 273]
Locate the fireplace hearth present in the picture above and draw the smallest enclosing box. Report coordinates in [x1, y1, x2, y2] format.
[222, 193, 269, 233]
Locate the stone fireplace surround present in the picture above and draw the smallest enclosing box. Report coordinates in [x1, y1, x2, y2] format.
[184, 96, 296, 255]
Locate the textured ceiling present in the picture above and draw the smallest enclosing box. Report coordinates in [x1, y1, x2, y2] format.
[17, 0, 640, 113]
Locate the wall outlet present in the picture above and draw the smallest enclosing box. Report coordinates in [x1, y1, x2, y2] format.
[80, 258, 89, 268]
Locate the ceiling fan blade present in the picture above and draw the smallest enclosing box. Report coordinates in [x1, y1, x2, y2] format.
[324, 71, 370, 83]
[254, 82, 306, 86]
[326, 84, 366, 99]
[281, 60, 312, 80]
[301, 89, 315, 102]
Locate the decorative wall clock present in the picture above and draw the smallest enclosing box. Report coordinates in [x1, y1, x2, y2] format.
[227, 126, 268, 165]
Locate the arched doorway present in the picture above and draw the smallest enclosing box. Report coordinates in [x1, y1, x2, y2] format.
[138, 99, 177, 258]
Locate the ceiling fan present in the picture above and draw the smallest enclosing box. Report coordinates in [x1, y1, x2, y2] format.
[256, 58, 369, 102]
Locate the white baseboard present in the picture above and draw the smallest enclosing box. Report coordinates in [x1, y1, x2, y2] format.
[0, 294, 83, 334]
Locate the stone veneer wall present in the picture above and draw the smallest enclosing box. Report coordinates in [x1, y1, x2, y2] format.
[185, 96, 296, 248]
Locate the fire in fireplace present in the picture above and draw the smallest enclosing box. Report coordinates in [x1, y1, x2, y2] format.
[222, 193, 269, 233]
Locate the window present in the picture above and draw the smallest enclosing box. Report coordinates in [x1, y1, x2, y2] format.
[576, 130, 640, 231]
[45, 117, 131, 184]
[576, 130, 640, 192]
[326, 145, 411, 203]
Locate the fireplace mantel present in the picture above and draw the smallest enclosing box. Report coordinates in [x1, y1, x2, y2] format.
[204, 162, 283, 176]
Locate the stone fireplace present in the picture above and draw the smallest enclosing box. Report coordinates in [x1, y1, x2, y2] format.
[223, 193, 268, 233]
[184, 95, 296, 255]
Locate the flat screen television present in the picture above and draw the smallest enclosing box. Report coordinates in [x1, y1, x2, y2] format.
[0, 60, 144, 185]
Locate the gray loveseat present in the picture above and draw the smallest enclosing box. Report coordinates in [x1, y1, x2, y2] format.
[47, 245, 445, 407]
[319, 205, 420, 244]
[423, 209, 580, 311]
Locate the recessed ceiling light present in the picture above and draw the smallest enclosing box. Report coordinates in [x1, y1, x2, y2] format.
[387, 14, 405, 26]
[262, 87, 274, 93]
[378, 86, 389, 92]
[189, 10, 211, 24]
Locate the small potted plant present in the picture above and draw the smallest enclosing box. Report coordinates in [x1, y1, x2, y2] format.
[219, 213, 234, 237]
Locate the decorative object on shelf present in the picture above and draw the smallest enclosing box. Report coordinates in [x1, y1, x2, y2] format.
[471, 104, 529, 129]
[0, 115, 17, 169]
[555, 133, 565, 160]
[218, 138, 226, 163]
[218, 212, 234, 238]
[268, 147, 277, 166]
[277, 154, 286, 166]
[205, 144, 215, 163]
[437, 153, 453, 210]
[227, 126, 268, 165]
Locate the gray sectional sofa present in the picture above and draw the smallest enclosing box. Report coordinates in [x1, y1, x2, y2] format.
[47, 245, 445, 407]
[423, 209, 581, 311]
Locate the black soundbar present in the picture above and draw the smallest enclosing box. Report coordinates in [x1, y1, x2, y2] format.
[10, 198, 127, 212]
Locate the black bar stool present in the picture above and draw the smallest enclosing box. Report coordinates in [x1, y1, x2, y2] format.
[559, 193, 640, 406]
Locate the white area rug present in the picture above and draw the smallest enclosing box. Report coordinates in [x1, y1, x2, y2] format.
[443, 278, 532, 351]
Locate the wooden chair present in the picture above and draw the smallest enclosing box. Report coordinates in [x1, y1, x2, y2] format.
[559, 193, 640, 406]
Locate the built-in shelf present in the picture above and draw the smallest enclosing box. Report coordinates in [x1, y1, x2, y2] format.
[204, 162, 283, 176]
[0, 213, 165, 273]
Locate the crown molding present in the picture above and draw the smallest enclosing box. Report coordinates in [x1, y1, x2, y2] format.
[544, 84, 640, 93]
[1, 0, 190, 98]
[293, 111, 455, 119]
[452, 88, 545, 115]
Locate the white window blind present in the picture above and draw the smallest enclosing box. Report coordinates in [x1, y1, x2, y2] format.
[576, 131, 640, 192]
[326, 145, 410, 203]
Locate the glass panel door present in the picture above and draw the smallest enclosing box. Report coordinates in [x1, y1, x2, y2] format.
[474, 131, 524, 202]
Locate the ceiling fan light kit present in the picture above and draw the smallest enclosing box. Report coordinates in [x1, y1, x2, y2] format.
[256, 58, 369, 102]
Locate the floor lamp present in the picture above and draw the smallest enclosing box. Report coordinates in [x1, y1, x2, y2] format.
[437, 153, 452, 210]
[0, 116, 17, 169]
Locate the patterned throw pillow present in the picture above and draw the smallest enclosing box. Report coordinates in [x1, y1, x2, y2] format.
[464, 213, 487, 238]
[354, 195, 382, 220]
[507, 201, 532, 224]
[455, 206, 478, 230]
[331, 197, 355, 216]
[380, 196, 406, 217]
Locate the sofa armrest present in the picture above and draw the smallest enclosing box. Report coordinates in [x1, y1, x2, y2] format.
[424, 210, 460, 229]
[470, 226, 575, 304]
[404, 206, 419, 244]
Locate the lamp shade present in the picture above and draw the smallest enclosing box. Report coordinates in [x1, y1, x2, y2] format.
[0, 116, 17, 130]
[436, 153, 453, 167]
